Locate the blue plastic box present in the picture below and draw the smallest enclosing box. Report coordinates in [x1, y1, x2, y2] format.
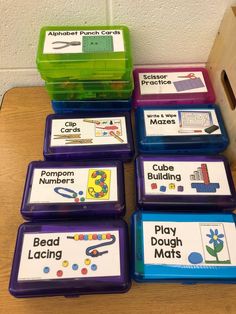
[132, 211, 236, 283]
[52, 99, 132, 113]
[135, 104, 229, 154]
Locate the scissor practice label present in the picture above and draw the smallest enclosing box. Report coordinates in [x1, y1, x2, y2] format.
[50, 117, 128, 147]
[29, 167, 118, 203]
[143, 221, 236, 266]
[143, 160, 231, 196]
[139, 71, 208, 95]
[43, 30, 124, 54]
[18, 230, 120, 280]
[144, 109, 222, 136]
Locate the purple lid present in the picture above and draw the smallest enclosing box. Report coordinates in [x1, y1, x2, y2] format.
[21, 160, 125, 220]
[43, 112, 134, 161]
[9, 219, 130, 298]
[136, 155, 236, 210]
[133, 67, 215, 107]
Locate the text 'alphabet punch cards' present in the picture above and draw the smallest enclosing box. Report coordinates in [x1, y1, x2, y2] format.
[9, 219, 130, 297]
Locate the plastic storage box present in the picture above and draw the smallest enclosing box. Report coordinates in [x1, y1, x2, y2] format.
[131, 211, 236, 283]
[9, 219, 130, 297]
[135, 104, 229, 154]
[43, 112, 134, 161]
[133, 67, 215, 107]
[45, 76, 134, 100]
[21, 160, 125, 220]
[136, 155, 236, 210]
[37, 26, 133, 81]
[52, 99, 132, 113]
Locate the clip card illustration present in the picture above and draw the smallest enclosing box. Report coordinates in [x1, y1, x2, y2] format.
[190, 163, 220, 193]
[93, 118, 124, 143]
[174, 73, 205, 92]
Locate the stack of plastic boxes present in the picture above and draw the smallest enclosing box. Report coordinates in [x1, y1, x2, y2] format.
[36, 26, 133, 112]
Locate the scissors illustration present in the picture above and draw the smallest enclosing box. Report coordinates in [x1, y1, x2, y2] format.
[178, 73, 197, 80]
[52, 41, 81, 49]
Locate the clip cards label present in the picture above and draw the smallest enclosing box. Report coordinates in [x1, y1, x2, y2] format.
[50, 117, 128, 147]
[143, 221, 236, 266]
[18, 230, 120, 281]
[28, 167, 118, 203]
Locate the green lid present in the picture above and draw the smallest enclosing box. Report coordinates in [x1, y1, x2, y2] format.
[36, 26, 133, 81]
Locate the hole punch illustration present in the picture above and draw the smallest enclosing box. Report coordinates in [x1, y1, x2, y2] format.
[190, 164, 220, 193]
[52, 41, 81, 49]
[67, 233, 116, 258]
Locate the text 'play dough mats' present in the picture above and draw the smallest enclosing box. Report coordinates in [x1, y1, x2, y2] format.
[133, 67, 215, 107]
[43, 112, 134, 161]
[136, 155, 236, 210]
[36, 26, 132, 81]
[135, 104, 229, 154]
[21, 161, 125, 220]
[9, 220, 130, 297]
[131, 211, 236, 283]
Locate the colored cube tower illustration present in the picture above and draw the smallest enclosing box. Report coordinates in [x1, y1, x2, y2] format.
[191, 164, 220, 193]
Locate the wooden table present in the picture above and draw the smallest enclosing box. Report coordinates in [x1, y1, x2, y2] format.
[1, 87, 236, 314]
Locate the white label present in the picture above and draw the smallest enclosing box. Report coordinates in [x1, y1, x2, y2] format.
[139, 71, 208, 94]
[43, 30, 124, 54]
[29, 167, 118, 203]
[143, 221, 236, 266]
[18, 230, 120, 281]
[143, 161, 231, 196]
[50, 117, 128, 147]
[144, 109, 221, 136]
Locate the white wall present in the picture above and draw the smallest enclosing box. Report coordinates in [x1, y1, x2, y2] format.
[1, 0, 235, 101]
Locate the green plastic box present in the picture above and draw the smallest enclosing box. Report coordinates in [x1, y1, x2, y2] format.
[45, 76, 134, 100]
[36, 26, 133, 81]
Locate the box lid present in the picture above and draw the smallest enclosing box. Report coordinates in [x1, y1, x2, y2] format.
[133, 67, 215, 106]
[36, 26, 132, 78]
[136, 155, 236, 210]
[43, 112, 134, 162]
[135, 104, 229, 154]
[9, 219, 130, 297]
[21, 160, 125, 220]
[132, 211, 236, 283]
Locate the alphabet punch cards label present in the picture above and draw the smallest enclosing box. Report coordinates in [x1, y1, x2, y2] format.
[136, 155, 236, 210]
[9, 220, 130, 297]
[132, 211, 236, 283]
[43, 113, 134, 161]
[21, 161, 125, 220]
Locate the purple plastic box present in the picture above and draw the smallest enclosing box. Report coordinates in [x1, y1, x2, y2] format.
[9, 219, 130, 298]
[136, 155, 236, 210]
[133, 67, 215, 107]
[21, 160, 125, 220]
[43, 112, 134, 161]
